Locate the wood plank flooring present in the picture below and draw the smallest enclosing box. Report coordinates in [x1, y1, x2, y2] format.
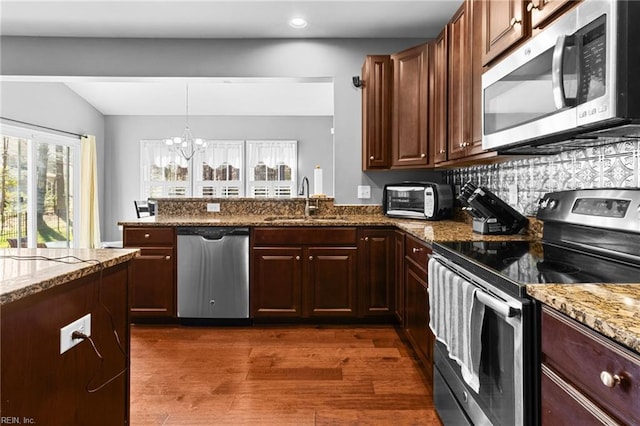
[130, 324, 442, 425]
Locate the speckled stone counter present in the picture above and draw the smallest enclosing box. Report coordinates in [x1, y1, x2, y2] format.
[119, 215, 534, 245]
[527, 284, 640, 354]
[0, 248, 138, 305]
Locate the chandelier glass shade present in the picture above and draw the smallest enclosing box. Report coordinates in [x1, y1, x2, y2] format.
[165, 84, 207, 161]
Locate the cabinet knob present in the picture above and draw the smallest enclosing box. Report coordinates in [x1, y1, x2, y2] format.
[526, 0, 539, 12]
[363, 237, 369, 242]
[144, 233, 150, 239]
[600, 371, 622, 388]
[165, 255, 171, 260]
[370, 156, 374, 160]
[295, 256, 300, 261]
[412, 247, 422, 253]
[510, 17, 522, 27]
[420, 153, 426, 158]
[439, 149, 446, 154]
[309, 255, 314, 261]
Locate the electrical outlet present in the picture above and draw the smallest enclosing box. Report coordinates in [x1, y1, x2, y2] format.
[508, 183, 518, 206]
[60, 313, 91, 354]
[357, 185, 371, 199]
[206, 203, 220, 213]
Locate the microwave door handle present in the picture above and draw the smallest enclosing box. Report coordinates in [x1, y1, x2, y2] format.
[552, 35, 568, 110]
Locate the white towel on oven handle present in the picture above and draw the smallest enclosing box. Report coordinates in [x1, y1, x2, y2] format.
[428, 258, 486, 393]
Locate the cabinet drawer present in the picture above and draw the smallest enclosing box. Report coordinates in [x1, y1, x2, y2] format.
[253, 227, 357, 246]
[541, 306, 640, 423]
[405, 235, 431, 271]
[124, 227, 174, 246]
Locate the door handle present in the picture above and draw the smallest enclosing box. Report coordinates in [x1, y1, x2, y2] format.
[475, 291, 520, 318]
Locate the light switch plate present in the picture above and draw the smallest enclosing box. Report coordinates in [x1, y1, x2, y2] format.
[357, 185, 371, 199]
[206, 203, 221, 212]
[508, 183, 518, 206]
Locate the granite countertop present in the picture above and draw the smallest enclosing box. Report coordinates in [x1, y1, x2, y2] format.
[527, 284, 640, 354]
[119, 214, 534, 244]
[0, 248, 138, 306]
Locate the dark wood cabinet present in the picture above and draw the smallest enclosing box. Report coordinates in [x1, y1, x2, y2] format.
[391, 43, 432, 168]
[481, 0, 579, 67]
[123, 226, 176, 321]
[1, 262, 131, 425]
[481, 0, 529, 66]
[357, 228, 395, 319]
[362, 55, 392, 170]
[306, 246, 358, 318]
[541, 305, 640, 425]
[403, 235, 434, 380]
[251, 227, 358, 320]
[394, 230, 406, 325]
[447, 0, 488, 163]
[433, 27, 449, 164]
[529, 0, 577, 30]
[252, 247, 303, 317]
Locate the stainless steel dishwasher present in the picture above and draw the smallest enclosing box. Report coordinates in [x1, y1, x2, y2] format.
[177, 227, 249, 320]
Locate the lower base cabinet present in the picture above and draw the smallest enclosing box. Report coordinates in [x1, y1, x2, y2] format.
[251, 227, 395, 321]
[541, 305, 640, 424]
[403, 235, 434, 380]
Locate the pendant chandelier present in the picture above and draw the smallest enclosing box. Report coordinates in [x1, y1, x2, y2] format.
[165, 84, 206, 161]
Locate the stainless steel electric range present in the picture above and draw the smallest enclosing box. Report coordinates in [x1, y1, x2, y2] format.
[429, 188, 640, 426]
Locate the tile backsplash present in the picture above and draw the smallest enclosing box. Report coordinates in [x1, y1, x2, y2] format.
[446, 139, 640, 216]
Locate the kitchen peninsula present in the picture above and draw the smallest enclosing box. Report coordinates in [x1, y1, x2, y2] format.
[0, 248, 137, 425]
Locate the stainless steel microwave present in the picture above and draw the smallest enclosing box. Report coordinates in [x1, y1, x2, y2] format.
[482, 0, 640, 154]
[383, 182, 453, 220]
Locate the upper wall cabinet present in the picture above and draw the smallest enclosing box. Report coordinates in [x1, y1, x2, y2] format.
[481, 0, 529, 66]
[433, 28, 448, 164]
[362, 55, 392, 170]
[446, 0, 488, 162]
[481, 0, 579, 67]
[391, 43, 433, 168]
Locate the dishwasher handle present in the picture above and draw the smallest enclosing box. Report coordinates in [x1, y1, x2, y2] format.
[177, 227, 249, 240]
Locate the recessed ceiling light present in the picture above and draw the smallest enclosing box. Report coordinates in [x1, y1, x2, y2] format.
[289, 17, 308, 29]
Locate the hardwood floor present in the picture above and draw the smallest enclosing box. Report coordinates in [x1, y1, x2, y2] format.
[130, 324, 442, 425]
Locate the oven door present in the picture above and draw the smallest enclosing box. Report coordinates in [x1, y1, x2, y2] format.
[430, 255, 535, 426]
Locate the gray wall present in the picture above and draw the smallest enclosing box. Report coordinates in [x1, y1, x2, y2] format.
[106, 115, 334, 240]
[0, 81, 106, 223]
[1, 36, 445, 239]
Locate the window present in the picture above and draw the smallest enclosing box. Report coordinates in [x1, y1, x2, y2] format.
[247, 140, 297, 198]
[194, 140, 244, 197]
[140, 139, 297, 199]
[1, 125, 80, 248]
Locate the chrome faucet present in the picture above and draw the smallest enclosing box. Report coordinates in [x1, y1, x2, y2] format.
[298, 176, 317, 217]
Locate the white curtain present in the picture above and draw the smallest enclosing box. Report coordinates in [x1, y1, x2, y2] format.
[79, 135, 101, 248]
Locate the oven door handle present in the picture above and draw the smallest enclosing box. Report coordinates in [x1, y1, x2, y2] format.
[475, 290, 520, 318]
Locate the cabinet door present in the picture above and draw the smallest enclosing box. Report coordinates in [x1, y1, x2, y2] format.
[391, 43, 432, 168]
[433, 27, 449, 164]
[529, 0, 576, 30]
[481, 0, 528, 66]
[358, 229, 395, 318]
[405, 260, 434, 380]
[468, 0, 485, 155]
[447, 2, 471, 161]
[394, 231, 406, 325]
[251, 247, 303, 318]
[362, 55, 392, 170]
[305, 247, 358, 318]
[130, 247, 176, 318]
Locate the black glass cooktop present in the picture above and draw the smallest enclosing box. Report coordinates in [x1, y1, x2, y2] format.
[434, 240, 640, 298]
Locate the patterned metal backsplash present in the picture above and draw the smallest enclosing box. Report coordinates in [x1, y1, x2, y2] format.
[445, 139, 640, 216]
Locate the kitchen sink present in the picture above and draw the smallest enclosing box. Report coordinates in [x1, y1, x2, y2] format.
[261, 215, 351, 223]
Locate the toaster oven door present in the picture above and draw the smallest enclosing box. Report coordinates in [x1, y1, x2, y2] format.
[385, 186, 428, 219]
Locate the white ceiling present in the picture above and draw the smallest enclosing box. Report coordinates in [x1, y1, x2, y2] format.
[0, 0, 462, 39]
[0, 0, 462, 116]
